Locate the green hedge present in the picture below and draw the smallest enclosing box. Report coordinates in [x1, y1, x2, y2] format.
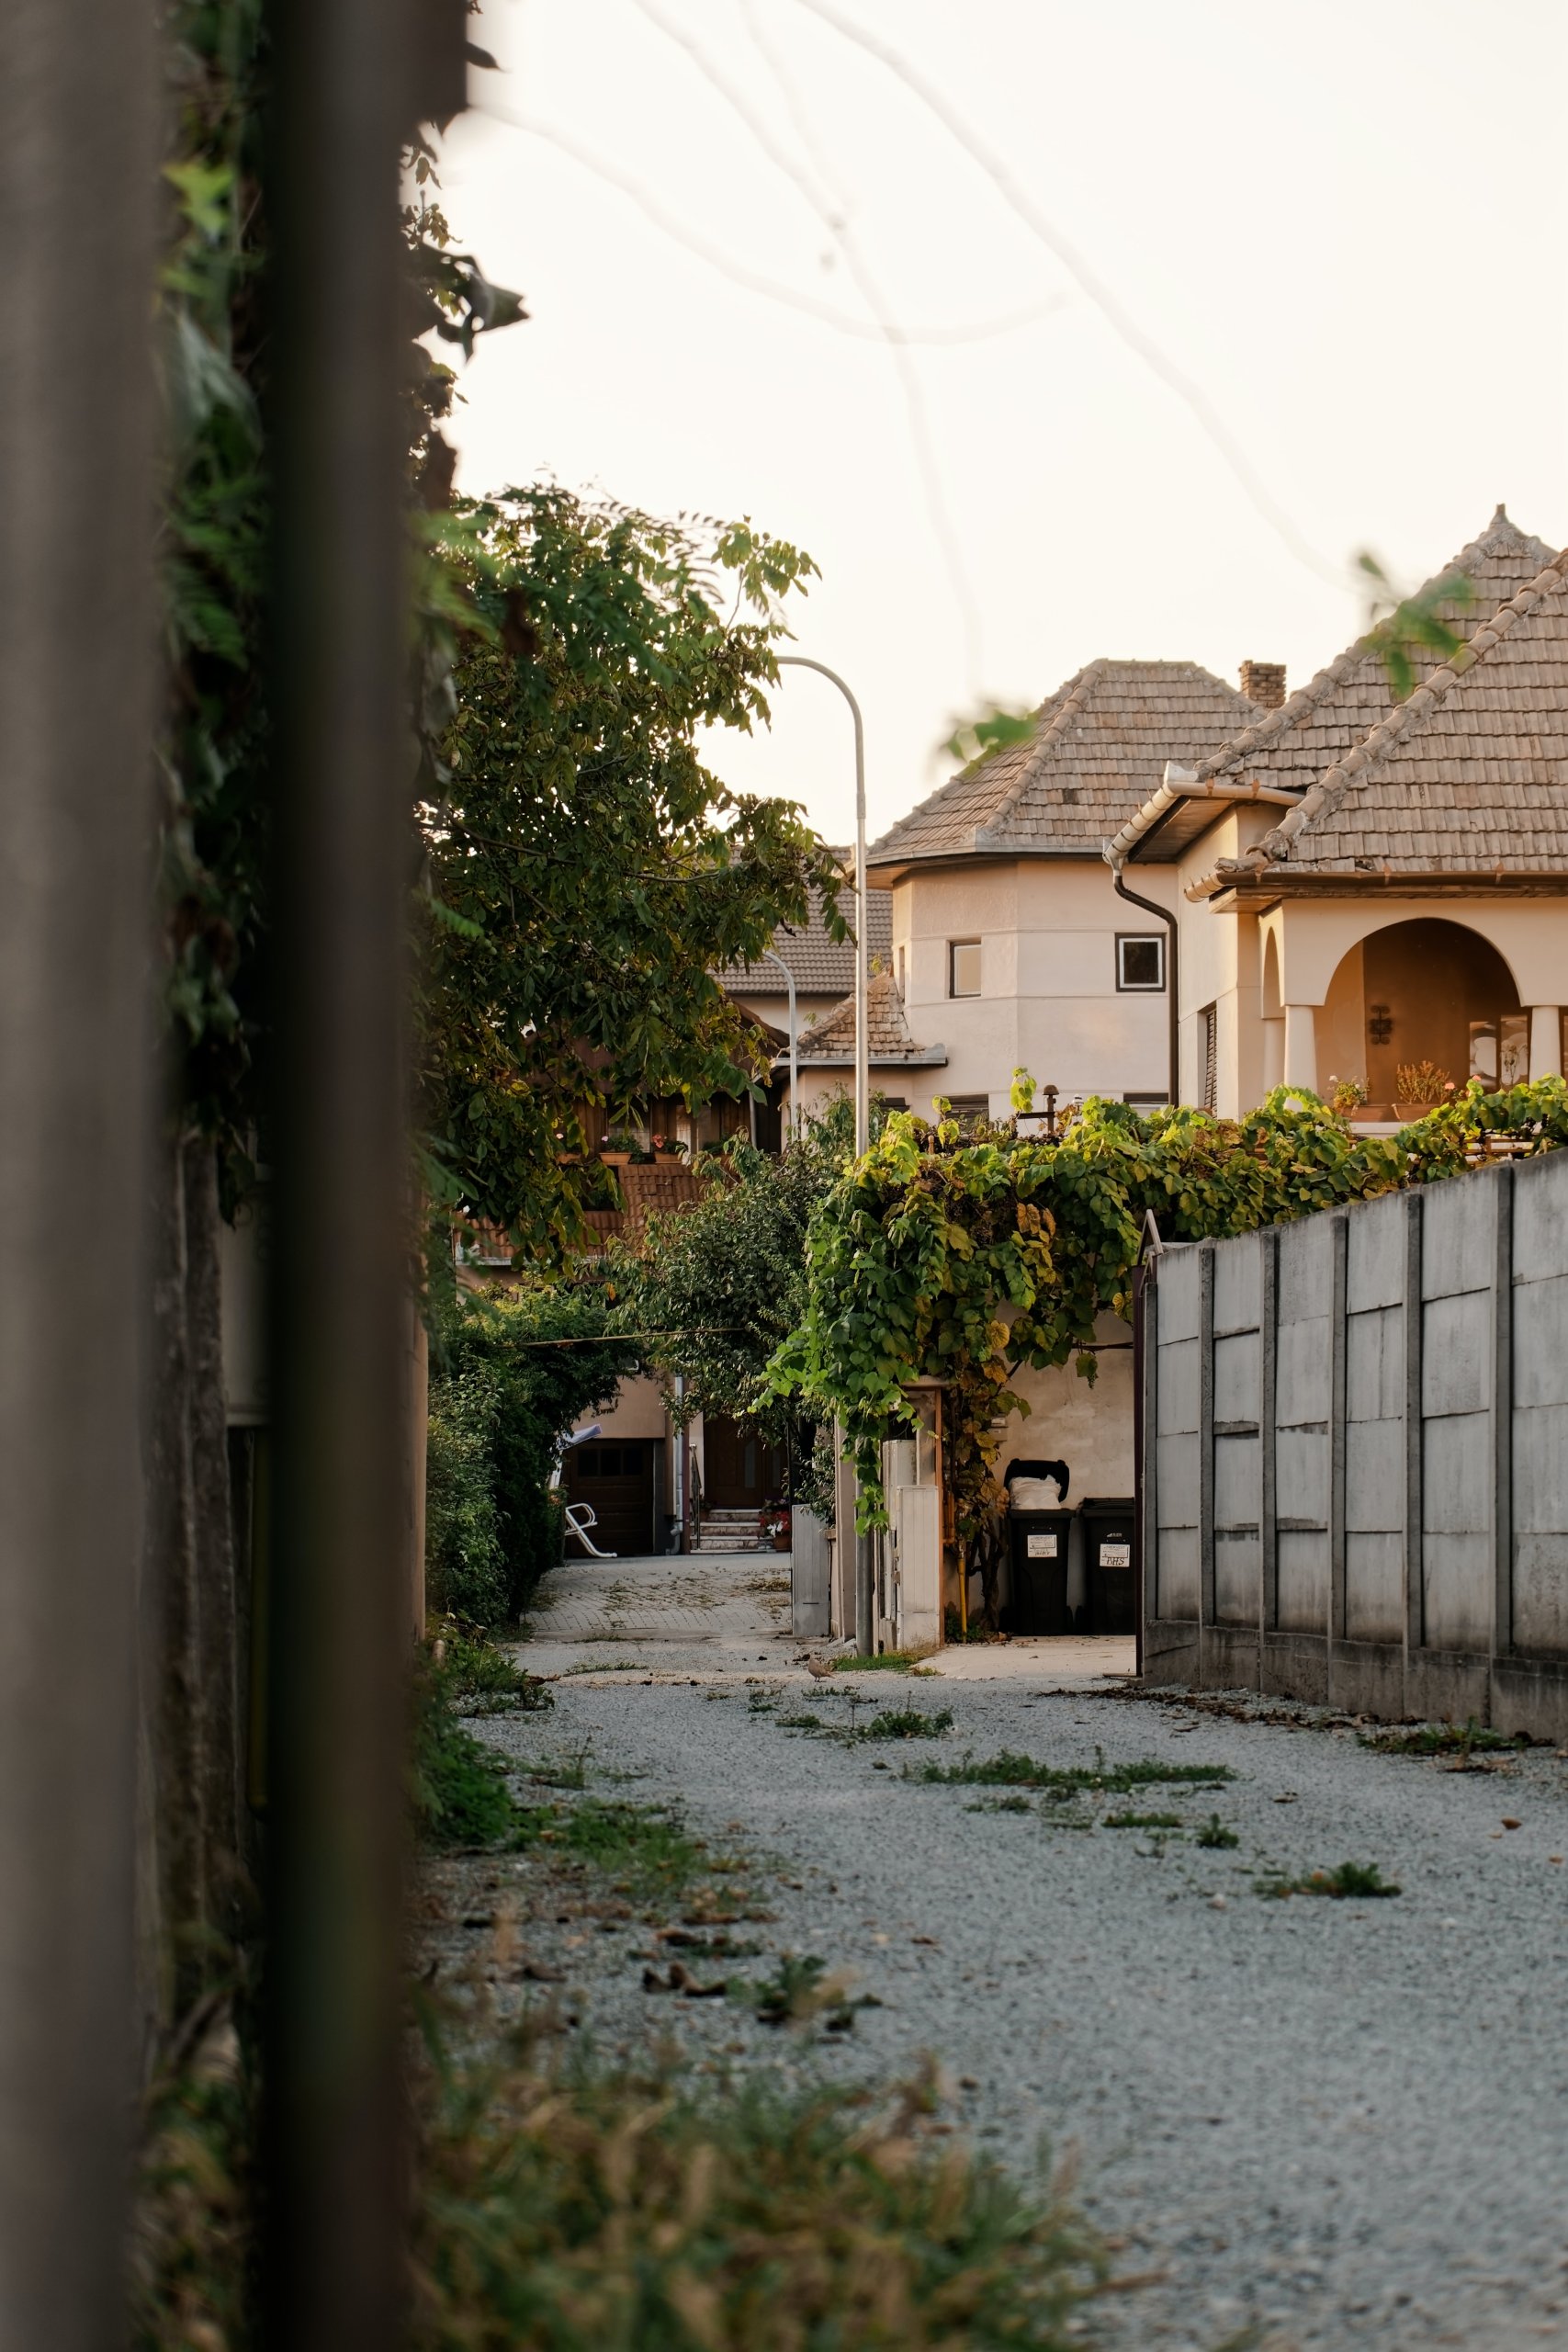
[425, 1283, 637, 1625]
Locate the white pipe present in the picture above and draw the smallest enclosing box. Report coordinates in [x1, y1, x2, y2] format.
[761, 946, 797, 1141]
[1104, 760, 1301, 865]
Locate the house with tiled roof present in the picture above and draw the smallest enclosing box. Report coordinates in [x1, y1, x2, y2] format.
[1109, 507, 1568, 1115]
[714, 876, 893, 1036]
[864, 658, 1266, 1120]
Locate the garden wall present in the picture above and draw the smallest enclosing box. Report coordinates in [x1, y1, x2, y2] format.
[1143, 1148, 1568, 1740]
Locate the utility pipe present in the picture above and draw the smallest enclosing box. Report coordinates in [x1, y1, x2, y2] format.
[761, 946, 798, 1142]
[1105, 847, 1181, 1111]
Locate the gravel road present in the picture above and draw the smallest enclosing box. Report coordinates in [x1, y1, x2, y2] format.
[463, 1552, 1568, 2351]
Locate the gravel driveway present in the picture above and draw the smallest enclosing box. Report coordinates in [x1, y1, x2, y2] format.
[469, 1551, 1568, 2351]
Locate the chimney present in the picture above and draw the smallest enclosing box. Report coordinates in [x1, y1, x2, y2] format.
[1240, 660, 1287, 710]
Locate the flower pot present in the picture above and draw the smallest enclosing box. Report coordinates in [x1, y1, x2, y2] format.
[599, 1150, 631, 1167]
[1394, 1102, 1435, 1123]
[772, 1531, 791, 1552]
[655, 1152, 685, 1167]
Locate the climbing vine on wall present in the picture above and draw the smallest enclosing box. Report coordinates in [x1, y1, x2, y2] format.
[770, 1080, 1568, 1547]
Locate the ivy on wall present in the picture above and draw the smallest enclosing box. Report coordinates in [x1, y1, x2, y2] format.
[771, 1080, 1568, 1547]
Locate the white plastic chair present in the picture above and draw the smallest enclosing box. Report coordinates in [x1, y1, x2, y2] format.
[564, 1500, 616, 1558]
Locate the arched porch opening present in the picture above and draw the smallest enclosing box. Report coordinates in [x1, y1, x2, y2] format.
[1319, 918, 1526, 1106]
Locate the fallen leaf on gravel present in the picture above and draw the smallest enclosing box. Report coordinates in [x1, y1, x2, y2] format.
[668, 1960, 728, 1998]
[522, 1960, 565, 1983]
[1273, 1792, 1299, 1804]
[911, 1935, 939, 1946]
[1502, 1817, 1523, 1830]
[642, 1966, 669, 1994]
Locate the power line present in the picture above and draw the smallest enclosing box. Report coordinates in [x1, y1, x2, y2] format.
[479, 107, 1069, 349]
[794, 0, 1354, 593]
[626, 0, 986, 686]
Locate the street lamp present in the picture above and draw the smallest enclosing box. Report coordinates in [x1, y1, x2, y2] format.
[773, 655, 868, 1157]
[773, 654, 874, 1656]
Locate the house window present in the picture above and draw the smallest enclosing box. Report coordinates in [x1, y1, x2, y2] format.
[942, 1095, 989, 1132]
[1198, 1004, 1218, 1113]
[896, 943, 907, 990]
[948, 940, 982, 998]
[1116, 933, 1165, 991]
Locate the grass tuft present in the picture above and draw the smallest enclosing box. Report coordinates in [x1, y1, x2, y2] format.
[909, 1751, 1235, 1794]
[1195, 1815, 1240, 1849]
[829, 1649, 937, 1673]
[1103, 1810, 1183, 1830]
[412, 2045, 1110, 2346]
[1259, 1860, 1401, 1900]
[1359, 1716, 1517, 1758]
[857, 1706, 955, 1742]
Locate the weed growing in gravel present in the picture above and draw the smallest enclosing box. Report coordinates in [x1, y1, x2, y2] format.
[1103, 1810, 1184, 1831]
[777, 1713, 827, 1732]
[829, 1649, 937, 1674]
[1196, 1815, 1240, 1849]
[1258, 1860, 1402, 1900]
[525, 1743, 593, 1790]
[744, 1951, 842, 2027]
[1360, 1717, 1517, 1758]
[554, 1800, 714, 1901]
[431, 1619, 553, 1715]
[909, 1751, 1235, 1794]
[964, 1794, 1035, 1815]
[409, 2043, 1111, 2347]
[562, 1658, 648, 1676]
[857, 1706, 955, 1742]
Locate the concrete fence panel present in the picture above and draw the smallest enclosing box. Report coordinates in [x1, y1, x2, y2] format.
[1143, 1148, 1568, 1739]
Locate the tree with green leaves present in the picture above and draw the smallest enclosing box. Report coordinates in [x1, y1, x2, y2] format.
[418, 490, 843, 1264]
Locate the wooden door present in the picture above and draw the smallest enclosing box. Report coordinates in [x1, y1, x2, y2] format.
[702, 1415, 784, 1509]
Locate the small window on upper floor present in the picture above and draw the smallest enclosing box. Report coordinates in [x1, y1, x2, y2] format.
[1116, 933, 1165, 992]
[949, 939, 982, 998]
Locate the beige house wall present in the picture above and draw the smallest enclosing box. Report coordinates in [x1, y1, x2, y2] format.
[884, 858, 1177, 1114]
[1002, 1314, 1136, 1498]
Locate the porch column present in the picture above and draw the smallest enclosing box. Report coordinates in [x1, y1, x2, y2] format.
[1262, 1016, 1285, 1093]
[1530, 1005, 1562, 1080]
[1282, 1001, 1318, 1091]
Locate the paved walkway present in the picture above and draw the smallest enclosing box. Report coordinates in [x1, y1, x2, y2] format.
[525, 1546, 1136, 1686]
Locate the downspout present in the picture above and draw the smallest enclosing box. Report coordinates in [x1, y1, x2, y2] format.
[1104, 842, 1179, 1109]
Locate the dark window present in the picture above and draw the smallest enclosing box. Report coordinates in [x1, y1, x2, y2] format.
[949, 940, 982, 998]
[1198, 1004, 1218, 1113]
[1116, 933, 1165, 991]
[578, 1444, 642, 1481]
[943, 1095, 989, 1132]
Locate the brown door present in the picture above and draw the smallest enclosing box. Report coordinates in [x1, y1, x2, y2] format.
[564, 1440, 657, 1556]
[703, 1415, 784, 1510]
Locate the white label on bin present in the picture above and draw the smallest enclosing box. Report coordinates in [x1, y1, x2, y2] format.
[1026, 1532, 1058, 1558]
[1100, 1543, 1131, 1568]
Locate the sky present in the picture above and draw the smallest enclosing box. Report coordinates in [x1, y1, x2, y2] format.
[433, 1, 1568, 844]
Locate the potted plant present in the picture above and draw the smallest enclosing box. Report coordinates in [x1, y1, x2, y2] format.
[599, 1127, 635, 1167]
[1395, 1062, 1456, 1121]
[1327, 1074, 1368, 1119]
[651, 1133, 687, 1166]
[761, 1504, 792, 1552]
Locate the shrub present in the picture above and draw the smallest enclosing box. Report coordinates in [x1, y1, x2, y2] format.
[426, 1368, 508, 1624]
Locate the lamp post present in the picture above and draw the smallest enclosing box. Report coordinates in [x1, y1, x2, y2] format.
[773, 655, 874, 1654]
[774, 656, 868, 1156]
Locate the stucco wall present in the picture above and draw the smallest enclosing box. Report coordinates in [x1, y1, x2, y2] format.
[1003, 1312, 1135, 1499]
[885, 858, 1176, 1112]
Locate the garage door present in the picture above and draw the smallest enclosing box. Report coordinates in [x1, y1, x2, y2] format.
[564, 1440, 659, 1557]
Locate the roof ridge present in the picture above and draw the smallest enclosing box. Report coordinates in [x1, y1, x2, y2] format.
[1258, 548, 1568, 861]
[1193, 506, 1558, 784]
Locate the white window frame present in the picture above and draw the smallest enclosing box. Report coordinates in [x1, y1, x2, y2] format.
[1115, 933, 1166, 992]
[948, 939, 982, 999]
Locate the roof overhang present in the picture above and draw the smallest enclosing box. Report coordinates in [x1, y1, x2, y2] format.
[1105, 761, 1303, 867]
[775, 1047, 950, 1071]
[1190, 867, 1568, 910]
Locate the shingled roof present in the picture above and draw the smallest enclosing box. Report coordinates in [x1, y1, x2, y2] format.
[1193, 506, 1555, 795]
[786, 968, 947, 1069]
[1202, 546, 1568, 890]
[713, 879, 892, 997]
[866, 662, 1259, 872]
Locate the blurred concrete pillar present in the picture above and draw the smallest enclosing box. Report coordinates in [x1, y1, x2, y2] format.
[0, 4, 158, 2345]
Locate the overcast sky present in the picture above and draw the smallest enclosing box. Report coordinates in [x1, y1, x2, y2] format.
[434, 1, 1568, 843]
